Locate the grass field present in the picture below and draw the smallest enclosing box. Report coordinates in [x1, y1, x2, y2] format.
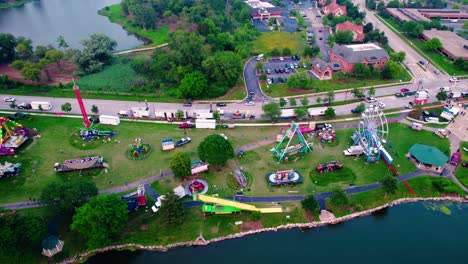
[98, 4, 170, 47]
[76, 59, 136, 92]
[251, 32, 306, 55]
[454, 141, 468, 187]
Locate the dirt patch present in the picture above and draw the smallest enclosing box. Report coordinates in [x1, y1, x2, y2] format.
[0, 60, 78, 85]
[305, 211, 314, 222]
[240, 221, 263, 232]
[210, 226, 219, 234]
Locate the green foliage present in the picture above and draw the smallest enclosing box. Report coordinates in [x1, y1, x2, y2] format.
[402, 21, 424, 37]
[20, 62, 42, 82]
[270, 48, 281, 56]
[44, 49, 64, 64]
[294, 107, 307, 120]
[262, 102, 282, 121]
[330, 188, 349, 206]
[61, 102, 72, 113]
[301, 195, 319, 213]
[176, 109, 184, 120]
[287, 72, 310, 88]
[279, 97, 287, 107]
[178, 71, 209, 99]
[282, 47, 292, 56]
[289, 98, 297, 107]
[334, 30, 354, 44]
[91, 104, 99, 115]
[424, 38, 443, 51]
[436, 91, 448, 101]
[0, 208, 46, 255]
[353, 63, 371, 78]
[76, 59, 136, 92]
[57, 35, 69, 49]
[382, 60, 401, 79]
[389, 51, 406, 64]
[40, 178, 98, 213]
[355, 103, 366, 112]
[380, 175, 398, 194]
[9, 59, 25, 70]
[158, 191, 187, 226]
[250, 211, 261, 221]
[72, 34, 117, 75]
[170, 151, 191, 178]
[71, 195, 128, 249]
[325, 89, 335, 104]
[325, 107, 336, 118]
[367, 87, 376, 97]
[198, 134, 234, 166]
[300, 96, 309, 107]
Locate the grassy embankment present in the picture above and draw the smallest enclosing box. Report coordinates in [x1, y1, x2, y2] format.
[454, 141, 468, 187]
[0, 0, 32, 9]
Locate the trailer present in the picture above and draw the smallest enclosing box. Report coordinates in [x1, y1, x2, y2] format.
[99, 115, 120, 126]
[280, 108, 296, 119]
[154, 111, 166, 120]
[195, 110, 213, 119]
[449, 91, 462, 100]
[30, 102, 52, 111]
[130, 107, 150, 118]
[307, 107, 327, 117]
[195, 119, 216, 129]
[343, 145, 364, 156]
[161, 139, 175, 151]
[191, 160, 209, 175]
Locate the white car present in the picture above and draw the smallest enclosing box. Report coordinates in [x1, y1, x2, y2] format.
[378, 102, 386, 109]
[4, 97, 15, 102]
[267, 78, 272, 84]
[366, 97, 377, 103]
[279, 57, 284, 61]
[449, 77, 460, 83]
[151, 195, 166, 213]
[245, 101, 255, 106]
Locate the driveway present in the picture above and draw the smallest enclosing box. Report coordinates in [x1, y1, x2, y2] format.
[243, 57, 275, 102]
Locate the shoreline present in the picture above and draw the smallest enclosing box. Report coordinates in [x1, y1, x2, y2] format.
[0, 0, 34, 9]
[60, 196, 468, 264]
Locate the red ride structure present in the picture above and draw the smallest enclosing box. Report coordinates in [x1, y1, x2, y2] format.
[73, 82, 90, 128]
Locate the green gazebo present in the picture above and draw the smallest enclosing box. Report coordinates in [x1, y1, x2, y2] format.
[408, 144, 449, 171]
[41, 235, 64, 257]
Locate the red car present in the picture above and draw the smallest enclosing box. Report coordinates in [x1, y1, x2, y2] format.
[178, 123, 194, 129]
[450, 153, 460, 166]
[400, 88, 410, 93]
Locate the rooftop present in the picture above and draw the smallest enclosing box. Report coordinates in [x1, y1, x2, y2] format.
[335, 21, 364, 42]
[331, 44, 389, 63]
[245, 0, 275, 9]
[422, 29, 468, 60]
[408, 143, 449, 166]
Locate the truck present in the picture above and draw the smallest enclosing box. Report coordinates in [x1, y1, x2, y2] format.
[343, 145, 364, 156]
[31, 101, 52, 111]
[99, 115, 120, 126]
[130, 107, 150, 118]
[449, 91, 462, 100]
[195, 119, 216, 129]
[195, 110, 213, 119]
[307, 107, 327, 117]
[280, 108, 296, 119]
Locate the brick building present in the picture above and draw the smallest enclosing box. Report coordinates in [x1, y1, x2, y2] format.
[329, 44, 389, 73]
[322, 0, 347, 17]
[335, 21, 364, 42]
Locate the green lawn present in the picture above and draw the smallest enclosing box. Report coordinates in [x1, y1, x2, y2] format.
[251, 32, 306, 55]
[454, 141, 468, 187]
[98, 4, 170, 47]
[0, 0, 32, 9]
[76, 59, 136, 92]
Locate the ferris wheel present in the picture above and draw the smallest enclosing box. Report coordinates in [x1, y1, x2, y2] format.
[353, 105, 389, 162]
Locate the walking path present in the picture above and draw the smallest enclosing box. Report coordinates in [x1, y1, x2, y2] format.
[113, 43, 168, 55]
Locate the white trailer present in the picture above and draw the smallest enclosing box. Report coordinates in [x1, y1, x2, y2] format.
[308, 107, 327, 117]
[99, 115, 120, 126]
[280, 108, 296, 119]
[195, 119, 216, 129]
[130, 107, 150, 118]
[195, 110, 213, 119]
[343, 145, 364, 156]
[31, 101, 52, 111]
[154, 111, 166, 120]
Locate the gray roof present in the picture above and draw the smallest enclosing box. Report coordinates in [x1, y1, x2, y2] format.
[312, 58, 342, 71]
[331, 44, 389, 64]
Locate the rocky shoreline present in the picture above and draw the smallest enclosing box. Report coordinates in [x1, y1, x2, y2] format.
[61, 197, 468, 264]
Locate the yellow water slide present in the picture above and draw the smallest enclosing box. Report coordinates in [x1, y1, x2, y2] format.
[196, 194, 283, 213]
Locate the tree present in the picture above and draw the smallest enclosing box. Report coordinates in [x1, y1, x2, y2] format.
[0, 33, 18, 63]
[73, 34, 117, 74]
[301, 195, 319, 213]
[403, 21, 423, 37]
[368, 87, 376, 97]
[176, 109, 184, 120]
[158, 191, 186, 226]
[20, 63, 41, 82]
[389, 51, 406, 64]
[170, 151, 191, 178]
[330, 188, 349, 206]
[255, 61, 264, 71]
[0, 208, 46, 254]
[71, 195, 128, 249]
[279, 97, 287, 107]
[325, 107, 336, 117]
[294, 107, 307, 120]
[381, 60, 401, 79]
[290, 98, 297, 107]
[327, 34, 335, 47]
[364, 22, 373, 33]
[9, 59, 25, 70]
[353, 63, 369, 78]
[57, 35, 69, 50]
[44, 49, 64, 67]
[40, 178, 98, 213]
[282, 47, 292, 56]
[262, 102, 282, 121]
[424, 38, 443, 51]
[61, 102, 72, 113]
[198, 134, 234, 166]
[178, 71, 208, 99]
[301, 96, 309, 107]
[334, 30, 354, 44]
[325, 89, 335, 104]
[91, 105, 99, 116]
[287, 72, 310, 88]
[436, 91, 448, 101]
[355, 103, 366, 113]
[351, 87, 365, 99]
[381, 175, 398, 194]
[270, 48, 281, 56]
[213, 110, 220, 121]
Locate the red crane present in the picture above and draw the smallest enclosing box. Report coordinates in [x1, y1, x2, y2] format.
[73, 82, 91, 128]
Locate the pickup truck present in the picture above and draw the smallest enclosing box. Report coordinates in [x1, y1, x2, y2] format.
[175, 137, 191, 147]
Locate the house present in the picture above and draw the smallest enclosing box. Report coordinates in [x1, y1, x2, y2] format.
[322, 0, 347, 17]
[329, 43, 389, 73]
[335, 21, 364, 42]
[250, 7, 282, 20]
[310, 58, 342, 80]
[407, 144, 449, 172]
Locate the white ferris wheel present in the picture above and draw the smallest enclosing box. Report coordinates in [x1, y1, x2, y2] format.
[355, 105, 389, 161]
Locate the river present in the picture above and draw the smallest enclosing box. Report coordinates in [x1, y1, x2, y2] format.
[86, 202, 468, 264]
[0, 0, 143, 51]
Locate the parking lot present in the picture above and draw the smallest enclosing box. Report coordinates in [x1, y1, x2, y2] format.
[263, 57, 310, 84]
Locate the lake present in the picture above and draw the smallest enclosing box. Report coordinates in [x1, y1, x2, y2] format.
[0, 0, 143, 51]
[86, 202, 468, 264]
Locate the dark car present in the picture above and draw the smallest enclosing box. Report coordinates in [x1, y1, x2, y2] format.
[274, 68, 279, 73]
[395, 93, 406, 98]
[351, 108, 362, 113]
[249, 90, 255, 95]
[175, 137, 191, 147]
[178, 123, 194, 129]
[405, 91, 416, 96]
[16, 103, 32, 110]
[419, 60, 425, 65]
[183, 102, 192, 107]
[400, 88, 410, 93]
[88, 116, 100, 124]
[279, 69, 284, 73]
[319, 37, 323, 40]
[216, 102, 227, 107]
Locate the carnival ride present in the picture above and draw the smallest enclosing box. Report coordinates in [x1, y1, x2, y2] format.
[266, 169, 303, 186]
[73, 82, 116, 140]
[121, 185, 147, 212]
[232, 168, 248, 188]
[316, 161, 343, 173]
[185, 179, 209, 196]
[129, 138, 150, 157]
[194, 194, 283, 215]
[191, 160, 209, 175]
[53, 156, 108, 172]
[350, 105, 389, 163]
[272, 122, 313, 163]
[0, 162, 21, 178]
[0, 116, 38, 155]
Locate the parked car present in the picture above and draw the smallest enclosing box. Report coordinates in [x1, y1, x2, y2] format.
[216, 102, 227, 107]
[279, 57, 284, 61]
[406, 101, 415, 109]
[419, 60, 426, 65]
[366, 97, 377, 103]
[449, 77, 460, 83]
[378, 102, 386, 109]
[4, 97, 15, 102]
[151, 195, 166, 213]
[284, 68, 290, 73]
[266, 69, 271, 74]
[245, 101, 255, 106]
[16, 103, 32, 110]
[351, 107, 362, 113]
[279, 69, 284, 73]
[183, 102, 192, 107]
[249, 90, 255, 95]
[178, 123, 194, 129]
[267, 78, 272, 84]
[395, 92, 406, 98]
[400, 88, 409, 93]
[318, 29, 322, 33]
[175, 137, 191, 147]
[294, 63, 299, 68]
